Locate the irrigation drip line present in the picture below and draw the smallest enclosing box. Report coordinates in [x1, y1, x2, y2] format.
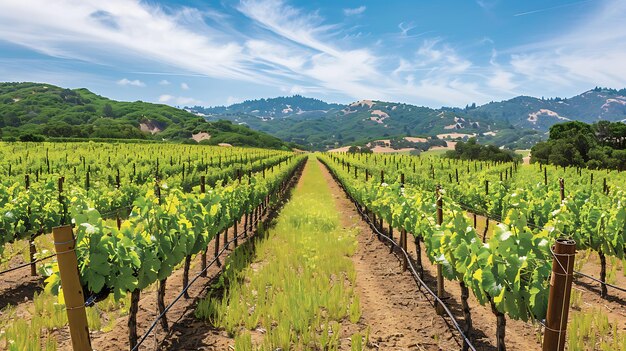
[131, 163, 302, 351]
[131, 213, 260, 351]
[355, 197, 476, 351]
[573, 270, 626, 293]
[337, 158, 626, 297]
[323, 164, 477, 351]
[0, 253, 56, 276]
[456, 201, 626, 293]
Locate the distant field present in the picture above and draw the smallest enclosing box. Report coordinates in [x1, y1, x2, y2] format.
[420, 148, 448, 157]
[515, 149, 531, 164]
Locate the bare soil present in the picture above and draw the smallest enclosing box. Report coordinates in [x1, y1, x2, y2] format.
[318, 159, 460, 350]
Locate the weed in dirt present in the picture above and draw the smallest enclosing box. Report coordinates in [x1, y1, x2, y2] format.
[568, 308, 626, 350]
[349, 295, 361, 323]
[570, 289, 583, 309]
[351, 331, 363, 351]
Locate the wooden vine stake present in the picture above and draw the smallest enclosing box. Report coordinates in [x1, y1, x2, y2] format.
[154, 183, 169, 332]
[543, 238, 576, 351]
[435, 185, 445, 315]
[52, 225, 92, 351]
[26, 174, 38, 276]
[200, 176, 208, 277]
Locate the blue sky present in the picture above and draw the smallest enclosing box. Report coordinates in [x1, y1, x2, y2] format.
[0, 0, 624, 108]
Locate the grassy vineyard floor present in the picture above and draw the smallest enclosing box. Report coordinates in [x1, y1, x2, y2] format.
[193, 157, 459, 350]
[194, 157, 364, 349]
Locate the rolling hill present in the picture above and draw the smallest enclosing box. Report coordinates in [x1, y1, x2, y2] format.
[187, 88, 626, 150]
[0, 82, 294, 149]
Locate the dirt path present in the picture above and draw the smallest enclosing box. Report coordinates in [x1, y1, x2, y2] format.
[317, 159, 548, 350]
[318, 159, 459, 350]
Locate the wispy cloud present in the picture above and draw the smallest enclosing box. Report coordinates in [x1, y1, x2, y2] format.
[398, 22, 415, 37]
[513, 0, 594, 17]
[476, 0, 498, 10]
[117, 78, 145, 87]
[0, 0, 257, 82]
[343, 6, 366, 16]
[0, 0, 621, 108]
[506, 0, 626, 93]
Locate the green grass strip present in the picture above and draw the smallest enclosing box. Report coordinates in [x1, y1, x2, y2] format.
[196, 156, 363, 350]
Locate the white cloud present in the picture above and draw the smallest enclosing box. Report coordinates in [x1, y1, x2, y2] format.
[343, 6, 366, 16]
[175, 96, 201, 105]
[158, 94, 200, 105]
[117, 78, 145, 87]
[1, 0, 623, 108]
[487, 70, 517, 92]
[158, 94, 173, 102]
[226, 96, 240, 105]
[0, 0, 262, 83]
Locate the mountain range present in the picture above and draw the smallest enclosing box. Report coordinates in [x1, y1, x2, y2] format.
[1, 82, 624, 151]
[188, 87, 626, 150]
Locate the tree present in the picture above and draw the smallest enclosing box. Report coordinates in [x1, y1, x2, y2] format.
[103, 103, 115, 117]
[19, 133, 45, 142]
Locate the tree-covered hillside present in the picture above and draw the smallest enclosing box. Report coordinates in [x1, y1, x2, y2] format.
[0, 82, 294, 149]
[191, 95, 343, 119]
[188, 88, 626, 150]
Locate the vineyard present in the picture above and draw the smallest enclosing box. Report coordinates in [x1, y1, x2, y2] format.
[0, 142, 625, 350]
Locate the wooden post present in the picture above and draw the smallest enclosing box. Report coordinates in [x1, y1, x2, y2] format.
[183, 255, 191, 298]
[543, 238, 576, 351]
[214, 230, 221, 267]
[401, 229, 408, 271]
[223, 228, 228, 249]
[199, 176, 208, 277]
[544, 167, 548, 186]
[559, 178, 565, 202]
[52, 225, 92, 351]
[233, 220, 238, 247]
[24, 174, 38, 277]
[58, 177, 66, 225]
[435, 186, 445, 315]
[157, 279, 169, 331]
